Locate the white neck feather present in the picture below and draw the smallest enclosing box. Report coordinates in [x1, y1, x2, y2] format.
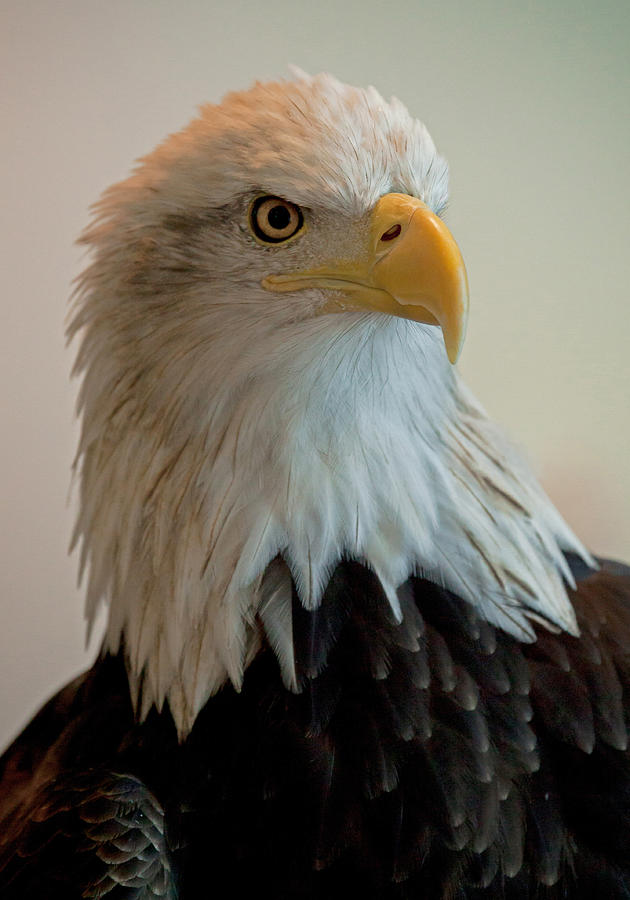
[75, 313, 589, 737]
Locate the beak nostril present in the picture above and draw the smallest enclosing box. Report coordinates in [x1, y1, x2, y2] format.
[380, 224, 401, 242]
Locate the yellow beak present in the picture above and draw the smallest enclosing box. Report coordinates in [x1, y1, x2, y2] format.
[262, 193, 469, 364]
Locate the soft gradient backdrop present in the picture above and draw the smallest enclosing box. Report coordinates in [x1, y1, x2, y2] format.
[2, 0, 629, 749]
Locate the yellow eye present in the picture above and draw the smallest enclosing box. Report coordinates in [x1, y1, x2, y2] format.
[250, 196, 305, 244]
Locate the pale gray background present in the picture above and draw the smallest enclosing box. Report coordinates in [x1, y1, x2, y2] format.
[2, 0, 629, 749]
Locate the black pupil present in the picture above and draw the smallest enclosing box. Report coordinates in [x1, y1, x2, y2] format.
[267, 204, 291, 231]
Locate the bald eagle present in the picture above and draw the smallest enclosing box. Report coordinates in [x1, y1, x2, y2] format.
[1, 72, 629, 899]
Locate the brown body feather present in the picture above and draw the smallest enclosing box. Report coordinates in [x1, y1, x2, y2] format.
[1, 556, 630, 898]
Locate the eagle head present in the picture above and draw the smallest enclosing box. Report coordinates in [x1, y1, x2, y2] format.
[70, 72, 587, 736]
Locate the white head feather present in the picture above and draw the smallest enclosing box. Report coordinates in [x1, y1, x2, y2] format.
[69, 72, 590, 737]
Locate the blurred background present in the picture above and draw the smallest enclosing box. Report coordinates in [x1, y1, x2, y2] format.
[1, 0, 628, 749]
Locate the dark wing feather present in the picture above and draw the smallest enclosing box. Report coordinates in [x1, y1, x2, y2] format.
[0, 770, 175, 899]
[0, 657, 177, 899]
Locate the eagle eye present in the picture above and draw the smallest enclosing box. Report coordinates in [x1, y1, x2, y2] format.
[250, 196, 305, 244]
